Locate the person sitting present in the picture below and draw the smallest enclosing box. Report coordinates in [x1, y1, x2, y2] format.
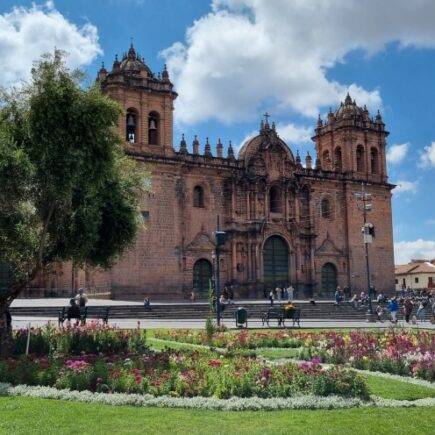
[143, 297, 151, 311]
[375, 305, 384, 322]
[66, 298, 81, 326]
[376, 293, 384, 303]
[284, 302, 295, 318]
[349, 294, 358, 308]
[75, 288, 88, 307]
[334, 288, 341, 305]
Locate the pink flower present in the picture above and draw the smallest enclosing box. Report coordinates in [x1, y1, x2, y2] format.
[209, 360, 222, 367]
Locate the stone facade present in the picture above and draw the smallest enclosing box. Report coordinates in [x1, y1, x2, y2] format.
[38, 45, 396, 300]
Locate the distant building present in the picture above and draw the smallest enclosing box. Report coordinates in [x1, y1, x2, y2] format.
[395, 259, 435, 291]
[27, 44, 396, 299]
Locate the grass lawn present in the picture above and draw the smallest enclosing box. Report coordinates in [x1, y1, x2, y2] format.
[362, 374, 435, 400]
[256, 348, 300, 359]
[0, 396, 434, 435]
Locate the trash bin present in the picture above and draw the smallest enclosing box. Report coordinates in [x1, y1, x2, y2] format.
[235, 307, 248, 328]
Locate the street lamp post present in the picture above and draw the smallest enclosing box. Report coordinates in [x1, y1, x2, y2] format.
[214, 218, 227, 326]
[355, 183, 376, 322]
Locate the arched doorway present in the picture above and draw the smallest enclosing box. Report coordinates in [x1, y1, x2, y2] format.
[263, 236, 289, 289]
[193, 259, 212, 298]
[321, 262, 337, 296]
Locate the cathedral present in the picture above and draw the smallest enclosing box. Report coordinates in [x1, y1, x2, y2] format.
[35, 44, 396, 300]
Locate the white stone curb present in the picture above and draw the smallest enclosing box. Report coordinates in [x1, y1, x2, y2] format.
[1, 383, 435, 410]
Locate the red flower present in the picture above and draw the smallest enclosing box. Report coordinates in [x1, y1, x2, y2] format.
[134, 375, 142, 383]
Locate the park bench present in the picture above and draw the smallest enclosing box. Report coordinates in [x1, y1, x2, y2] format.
[285, 307, 301, 328]
[58, 306, 109, 326]
[262, 307, 285, 327]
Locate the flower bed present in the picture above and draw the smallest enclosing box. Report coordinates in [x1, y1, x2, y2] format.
[12, 322, 147, 356]
[0, 350, 368, 399]
[154, 329, 304, 349]
[298, 330, 435, 381]
[154, 329, 435, 381]
[0, 325, 369, 400]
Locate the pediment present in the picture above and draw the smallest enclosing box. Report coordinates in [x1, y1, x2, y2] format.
[315, 233, 343, 256]
[185, 232, 215, 252]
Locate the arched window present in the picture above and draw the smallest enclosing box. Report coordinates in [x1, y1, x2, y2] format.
[269, 186, 282, 213]
[370, 147, 379, 174]
[148, 111, 159, 145]
[321, 198, 331, 219]
[334, 147, 342, 172]
[356, 145, 365, 172]
[126, 109, 137, 143]
[193, 186, 204, 208]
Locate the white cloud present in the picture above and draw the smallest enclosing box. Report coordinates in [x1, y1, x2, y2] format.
[0, 1, 102, 88]
[162, 0, 435, 125]
[426, 219, 435, 225]
[419, 142, 435, 167]
[276, 123, 312, 145]
[394, 239, 435, 264]
[392, 180, 419, 194]
[387, 143, 409, 164]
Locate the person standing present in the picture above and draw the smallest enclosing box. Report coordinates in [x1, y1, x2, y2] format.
[269, 289, 275, 306]
[190, 290, 196, 303]
[416, 301, 426, 323]
[287, 284, 294, 302]
[403, 298, 413, 323]
[275, 285, 282, 303]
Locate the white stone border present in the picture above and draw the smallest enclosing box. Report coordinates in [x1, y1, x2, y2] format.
[1, 383, 435, 410]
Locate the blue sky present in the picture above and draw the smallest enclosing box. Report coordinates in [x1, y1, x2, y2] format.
[1, 0, 435, 264]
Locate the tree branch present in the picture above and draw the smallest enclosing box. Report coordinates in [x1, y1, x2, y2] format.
[38, 201, 55, 268]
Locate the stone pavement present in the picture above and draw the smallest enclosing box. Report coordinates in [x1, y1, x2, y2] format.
[10, 298, 434, 330]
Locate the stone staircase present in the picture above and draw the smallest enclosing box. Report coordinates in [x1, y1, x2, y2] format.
[10, 301, 401, 321]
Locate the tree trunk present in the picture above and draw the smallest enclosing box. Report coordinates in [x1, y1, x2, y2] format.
[0, 300, 13, 357]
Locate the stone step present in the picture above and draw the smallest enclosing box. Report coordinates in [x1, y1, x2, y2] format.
[10, 302, 402, 320]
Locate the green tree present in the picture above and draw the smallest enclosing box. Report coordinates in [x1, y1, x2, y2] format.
[0, 51, 145, 355]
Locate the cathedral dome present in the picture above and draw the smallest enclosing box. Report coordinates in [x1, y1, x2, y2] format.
[334, 93, 365, 121]
[238, 119, 294, 163]
[119, 43, 152, 76]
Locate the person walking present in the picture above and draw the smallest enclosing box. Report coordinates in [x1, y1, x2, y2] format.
[388, 297, 399, 323]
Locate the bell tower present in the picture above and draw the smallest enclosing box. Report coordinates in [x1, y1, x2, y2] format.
[312, 94, 389, 183]
[98, 43, 178, 154]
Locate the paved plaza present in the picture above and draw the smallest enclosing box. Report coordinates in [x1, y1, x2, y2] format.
[10, 298, 435, 330]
